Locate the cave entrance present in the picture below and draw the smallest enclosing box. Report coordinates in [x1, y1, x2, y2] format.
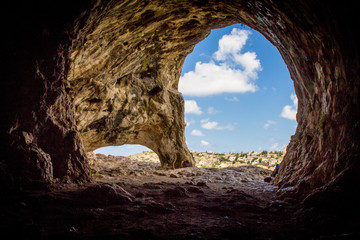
[87, 24, 296, 185]
[2, 1, 358, 238]
[92, 144, 160, 169]
[179, 24, 296, 171]
[64, 0, 358, 206]
[94, 144, 152, 157]
[90, 144, 163, 181]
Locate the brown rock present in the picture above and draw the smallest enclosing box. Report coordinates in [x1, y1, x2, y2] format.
[1, 0, 359, 215]
[81, 183, 135, 205]
[163, 186, 189, 197]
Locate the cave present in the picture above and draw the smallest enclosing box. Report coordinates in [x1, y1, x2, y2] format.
[1, 0, 359, 239]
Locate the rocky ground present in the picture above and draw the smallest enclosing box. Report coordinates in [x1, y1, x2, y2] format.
[88, 152, 278, 199]
[128, 150, 284, 170]
[1, 153, 356, 239]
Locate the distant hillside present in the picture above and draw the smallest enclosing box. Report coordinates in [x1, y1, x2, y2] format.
[129, 150, 284, 170]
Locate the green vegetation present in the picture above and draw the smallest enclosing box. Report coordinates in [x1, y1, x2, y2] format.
[143, 58, 151, 71]
[318, 112, 327, 130]
[219, 156, 231, 162]
[211, 160, 221, 168]
[240, 152, 247, 158]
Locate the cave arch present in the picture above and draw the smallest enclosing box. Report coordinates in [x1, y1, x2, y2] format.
[2, 0, 359, 207]
[94, 144, 152, 157]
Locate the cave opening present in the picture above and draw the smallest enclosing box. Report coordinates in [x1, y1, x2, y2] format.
[94, 144, 152, 157]
[85, 23, 297, 175]
[2, 0, 359, 238]
[180, 24, 296, 171]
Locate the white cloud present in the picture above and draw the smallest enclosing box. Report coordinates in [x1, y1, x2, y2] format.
[191, 129, 204, 136]
[213, 29, 247, 60]
[280, 94, 298, 120]
[179, 61, 257, 96]
[179, 29, 261, 97]
[270, 143, 287, 151]
[281, 105, 296, 120]
[220, 124, 235, 131]
[207, 106, 220, 114]
[290, 93, 298, 106]
[224, 96, 239, 102]
[200, 119, 234, 131]
[269, 143, 280, 151]
[201, 119, 219, 130]
[201, 140, 210, 147]
[264, 120, 276, 129]
[184, 100, 202, 115]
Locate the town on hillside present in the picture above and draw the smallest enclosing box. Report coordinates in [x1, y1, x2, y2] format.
[129, 150, 285, 170]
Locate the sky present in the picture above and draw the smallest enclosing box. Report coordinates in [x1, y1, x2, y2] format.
[95, 24, 297, 156]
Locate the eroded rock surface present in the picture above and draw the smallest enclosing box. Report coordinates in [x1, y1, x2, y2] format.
[66, 0, 360, 200]
[2, 0, 359, 225]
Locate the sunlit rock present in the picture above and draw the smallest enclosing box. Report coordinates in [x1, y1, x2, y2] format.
[2, 0, 359, 208]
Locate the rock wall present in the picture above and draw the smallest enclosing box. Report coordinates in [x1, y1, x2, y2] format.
[69, 0, 360, 197]
[2, 0, 359, 204]
[1, 1, 92, 189]
[67, 0, 228, 168]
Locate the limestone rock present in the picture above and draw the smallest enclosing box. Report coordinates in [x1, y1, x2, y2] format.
[1, 0, 359, 211]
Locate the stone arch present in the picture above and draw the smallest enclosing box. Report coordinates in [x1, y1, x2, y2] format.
[2, 0, 359, 205]
[93, 144, 154, 161]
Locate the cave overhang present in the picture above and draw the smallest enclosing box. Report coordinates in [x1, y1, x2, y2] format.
[2, 1, 359, 201]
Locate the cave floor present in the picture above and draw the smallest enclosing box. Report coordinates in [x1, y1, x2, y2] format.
[1, 157, 355, 239]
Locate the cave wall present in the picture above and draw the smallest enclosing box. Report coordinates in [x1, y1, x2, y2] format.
[67, 0, 237, 168]
[1, 1, 93, 189]
[2, 0, 359, 200]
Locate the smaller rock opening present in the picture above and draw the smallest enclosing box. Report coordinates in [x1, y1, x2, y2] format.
[94, 144, 152, 157]
[89, 144, 162, 180]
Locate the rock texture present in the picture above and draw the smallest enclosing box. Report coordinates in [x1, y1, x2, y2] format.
[2, 0, 359, 210]
[0, 166, 300, 240]
[1, 1, 93, 189]
[67, 0, 360, 199]
[87, 152, 272, 187]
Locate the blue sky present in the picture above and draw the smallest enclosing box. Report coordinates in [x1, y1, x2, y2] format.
[95, 24, 297, 156]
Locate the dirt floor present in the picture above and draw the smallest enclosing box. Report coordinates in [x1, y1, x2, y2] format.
[1, 154, 358, 239]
